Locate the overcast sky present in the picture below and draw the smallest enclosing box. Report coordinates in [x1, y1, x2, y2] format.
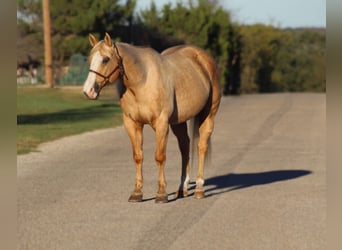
[133, 0, 326, 28]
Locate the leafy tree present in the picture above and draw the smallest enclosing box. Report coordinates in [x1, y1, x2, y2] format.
[258, 28, 326, 93]
[17, 0, 136, 66]
[275, 29, 326, 92]
[239, 24, 285, 93]
[139, 0, 240, 90]
[17, 0, 44, 66]
[50, 0, 135, 64]
[224, 23, 242, 95]
[238, 25, 325, 93]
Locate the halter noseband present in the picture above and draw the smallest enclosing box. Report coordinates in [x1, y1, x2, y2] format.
[89, 43, 127, 85]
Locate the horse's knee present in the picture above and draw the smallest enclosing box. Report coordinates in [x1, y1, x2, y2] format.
[133, 150, 143, 165]
[155, 152, 166, 165]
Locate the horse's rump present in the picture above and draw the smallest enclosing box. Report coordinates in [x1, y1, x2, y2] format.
[161, 45, 220, 124]
[162, 45, 218, 85]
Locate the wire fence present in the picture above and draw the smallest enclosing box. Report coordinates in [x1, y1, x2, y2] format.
[59, 54, 88, 85]
[17, 54, 89, 86]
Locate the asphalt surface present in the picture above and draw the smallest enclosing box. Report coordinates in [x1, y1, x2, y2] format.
[18, 93, 326, 250]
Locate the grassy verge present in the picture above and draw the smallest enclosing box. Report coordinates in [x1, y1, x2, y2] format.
[17, 85, 122, 155]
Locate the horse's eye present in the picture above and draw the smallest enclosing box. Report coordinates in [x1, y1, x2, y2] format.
[102, 57, 110, 64]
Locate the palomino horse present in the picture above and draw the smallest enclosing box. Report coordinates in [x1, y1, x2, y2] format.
[83, 33, 221, 203]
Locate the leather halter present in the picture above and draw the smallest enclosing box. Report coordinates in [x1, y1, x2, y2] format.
[89, 43, 127, 85]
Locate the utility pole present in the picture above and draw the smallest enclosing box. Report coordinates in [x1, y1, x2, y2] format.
[42, 0, 53, 88]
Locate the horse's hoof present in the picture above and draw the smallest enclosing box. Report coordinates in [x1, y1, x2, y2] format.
[174, 190, 188, 199]
[128, 192, 143, 202]
[194, 190, 205, 199]
[155, 194, 168, 203]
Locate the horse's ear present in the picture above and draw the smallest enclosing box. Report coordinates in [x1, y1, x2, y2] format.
[104, 32, 113, 47]
[89, 34, 98, 47]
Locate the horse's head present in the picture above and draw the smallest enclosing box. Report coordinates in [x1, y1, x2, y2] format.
[83, 33, 124, 100]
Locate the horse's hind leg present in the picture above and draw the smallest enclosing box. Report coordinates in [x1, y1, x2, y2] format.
[195, 78, 221, 199]
[195, 116, 215, 199]
[171, 122, 190, 198]
[123, 114, 144, 202]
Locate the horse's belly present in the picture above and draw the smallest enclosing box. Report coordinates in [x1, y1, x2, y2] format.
[171, 82, 210, 123]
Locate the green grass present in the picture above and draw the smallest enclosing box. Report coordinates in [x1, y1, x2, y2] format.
[17, 86, 122, 155]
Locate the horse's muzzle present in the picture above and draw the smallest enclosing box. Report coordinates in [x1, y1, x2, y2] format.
[83, 86, 99, 100]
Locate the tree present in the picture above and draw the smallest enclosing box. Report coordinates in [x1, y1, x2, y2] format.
[17, 0, 135, 66]
[139, 0, 240, 92]
[18, 0, 325, 91]
[224, 24, 242, 95]
[275, 29, 326, 92]
[17, 0, 44, 66]
[42, 0, 53, 87]
[240, 25, 286, 93]
[49, 0, 134, 64]
[239, 25, 325, 93]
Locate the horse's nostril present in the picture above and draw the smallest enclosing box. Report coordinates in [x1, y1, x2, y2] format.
[94, 83, 100, 92]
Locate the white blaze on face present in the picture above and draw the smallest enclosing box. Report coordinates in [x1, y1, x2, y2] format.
[83, 51, 103, 98]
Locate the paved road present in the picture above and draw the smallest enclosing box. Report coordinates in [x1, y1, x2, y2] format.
[18, 94, 326, 250]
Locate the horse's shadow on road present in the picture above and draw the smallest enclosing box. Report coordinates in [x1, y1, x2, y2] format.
[165, 169, 311, 202]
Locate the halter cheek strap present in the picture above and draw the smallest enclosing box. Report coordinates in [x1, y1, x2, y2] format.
[89, 42, 128, 85]
[89, 65, 120, 85]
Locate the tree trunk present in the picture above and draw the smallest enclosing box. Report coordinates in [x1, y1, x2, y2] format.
[42, 0, 53, 87]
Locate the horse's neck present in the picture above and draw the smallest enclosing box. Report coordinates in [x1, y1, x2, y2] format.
[117, 43, 146, 89]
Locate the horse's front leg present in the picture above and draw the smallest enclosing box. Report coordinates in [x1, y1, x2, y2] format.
[153, 119, 169, 203]
[123, 114, 144, 202]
